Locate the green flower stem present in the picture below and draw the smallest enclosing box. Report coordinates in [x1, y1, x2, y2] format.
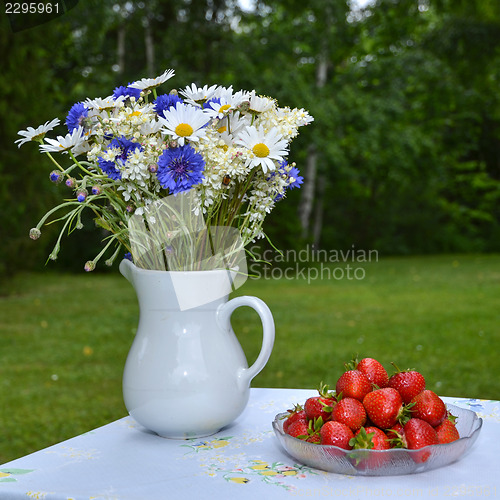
[89, 232, 122, 267]
[43, 152, 65, 172]
[105, 243, 123, 266]
[47, 207, 80, 260]
[34, 201, 87, 230]
[69, 152, 95, 176]
[224, 170, 256, 228]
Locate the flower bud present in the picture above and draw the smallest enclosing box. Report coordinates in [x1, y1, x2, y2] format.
[49, 170, 63, 183]
[238, 101, 250, 112]
[29, 228, 41, 240]
[91, 185, 102, 195]
[149, 164, 158, 173]
[65, 177, 76, 188]
[76, 189, 88, 202]
[84, 260, 95, 272]
[126, 205, 134, 213]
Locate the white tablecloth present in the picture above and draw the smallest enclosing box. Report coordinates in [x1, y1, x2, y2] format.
[0, 388, 498, 499]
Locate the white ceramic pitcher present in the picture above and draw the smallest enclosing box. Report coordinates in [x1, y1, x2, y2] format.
[119, 259, 275, 438]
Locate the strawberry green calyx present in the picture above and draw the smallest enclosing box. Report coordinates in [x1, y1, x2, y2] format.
[390, 361, 403, 374]
[285, 403, 303, 416]
[320, 399, 335, 413]
[386, 425, 407, 448]
[349, 427, 375, 450]
[344, 354, 360, 372]
[446, 411, 458, 424]
[297, 417, 323, 443]
[397, 403, 414, 426]
[317, 382, 334, 399]
[390, 361, 417, 375]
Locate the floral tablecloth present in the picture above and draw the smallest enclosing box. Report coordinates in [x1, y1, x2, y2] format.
[1, 388, 498, 499]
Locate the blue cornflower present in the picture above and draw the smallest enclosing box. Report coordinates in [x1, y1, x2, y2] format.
[98, 137, 143, 181]
[286, 165, 304, 190]
[154, 93, 183, 118]
[113, 85, 142, 101]
[203, 97, 221, 110]
[271, 162, 304, 202]
[66, 102, 88, 132]
[157, 145, 205, 195]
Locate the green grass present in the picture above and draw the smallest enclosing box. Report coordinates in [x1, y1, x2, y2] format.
[1, 254, 499, 464]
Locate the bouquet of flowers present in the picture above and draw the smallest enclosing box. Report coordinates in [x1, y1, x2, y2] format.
[16, 68, 313, 271]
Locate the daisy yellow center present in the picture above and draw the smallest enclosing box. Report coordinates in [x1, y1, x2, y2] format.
[252, 143, 270, 158]
[217, 126, 227, 133]
[219, 104, 231, 113]
[175, 123, 194, 137]
[130, 111, 141, 117]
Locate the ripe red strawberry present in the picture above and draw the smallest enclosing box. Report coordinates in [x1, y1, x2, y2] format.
[435, 413, 460, 444]
[331, 397, 367, 432]
[410, 390, 447, 427]
[335, 370, 372, 401]
[286, 419, 310, 439]
[356, 357, 389, 388]
[282, 406, 306, 434]
[404, 417, 439, 463]
[388, 364, 426, 404]
[304, 384, 335, 422]
[362, 387, 404, 429]
[306, 433, 321, 444]
[304, 396, 334, 422]
[319, 421, 354, 449]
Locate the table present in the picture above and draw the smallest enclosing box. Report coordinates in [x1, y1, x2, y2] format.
[1, 388, 498, 499]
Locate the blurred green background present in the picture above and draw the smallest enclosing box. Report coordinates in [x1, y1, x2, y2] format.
[1, 0, 500, 463]
[2, 0, 500, 274]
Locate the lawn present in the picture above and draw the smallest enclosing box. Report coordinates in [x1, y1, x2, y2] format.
[0, 253, 499, 464]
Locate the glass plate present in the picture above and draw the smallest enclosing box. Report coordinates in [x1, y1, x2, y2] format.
[272, 403, 482, 476]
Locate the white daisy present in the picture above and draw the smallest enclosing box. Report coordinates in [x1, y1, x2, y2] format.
[129, 69, 175, 91]
[158, 102, 208, 146]
[85, 95, 126, 112]
[204, 92, 249, 121]
[212, 85, 233, 99]
[248, 91, 275, 113]
[226, 111, 251, 136]
[237, 125, 288, 173]
[203, 98, 233, 121]
[15, 118, 61, 148]
[140, 119, 163, 136]
[72, 140, 91, 156]
[180, 83, 218, 106]
[39, 126, 87, 154]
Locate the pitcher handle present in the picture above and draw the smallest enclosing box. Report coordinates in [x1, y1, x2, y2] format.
[218, 295, 275, 389]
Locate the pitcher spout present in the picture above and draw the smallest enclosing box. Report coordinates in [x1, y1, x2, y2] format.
[119, 258, 135, 284]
